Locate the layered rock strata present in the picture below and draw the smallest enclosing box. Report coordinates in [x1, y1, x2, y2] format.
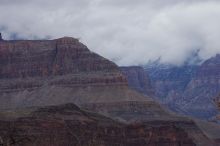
[0, 37, 147, 109]
[0, 37, 217, 145]
[120, 66, 155, 97]
[0, 103, 207, 146]
[145, 60, 220, 119]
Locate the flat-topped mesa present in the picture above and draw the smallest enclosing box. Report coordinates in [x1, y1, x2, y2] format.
[55, 36, 80, 44]
[0, 36, 132, 108]
[0, 37, 124, 79]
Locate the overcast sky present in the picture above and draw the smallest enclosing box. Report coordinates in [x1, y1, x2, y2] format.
[0, 0, 220, 66]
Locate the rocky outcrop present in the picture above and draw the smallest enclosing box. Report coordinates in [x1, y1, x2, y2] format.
[0, 103, 211, 146]
[120, 66, 155, 96]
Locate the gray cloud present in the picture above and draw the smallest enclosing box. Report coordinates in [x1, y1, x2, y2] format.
[0, 0, 220, 66]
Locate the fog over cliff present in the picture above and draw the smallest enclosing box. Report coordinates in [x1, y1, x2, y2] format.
[0, 0, 220, 66]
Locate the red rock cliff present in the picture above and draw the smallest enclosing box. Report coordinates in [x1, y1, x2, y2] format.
[0, 37, 217, 146]
[0, 37, 122, 78]
[0, 104, 197, 146]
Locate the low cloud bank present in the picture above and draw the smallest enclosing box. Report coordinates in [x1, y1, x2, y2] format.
[0, 0, 220, 66]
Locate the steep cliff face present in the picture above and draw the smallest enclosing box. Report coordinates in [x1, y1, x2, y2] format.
[0, 37, 217, 145]
[0, 37, 151, 109]
[145, 64, 198, 113]
[0, 37, 177, 120]
[120, 66, 154, 96]
[145, 58, 220, 119]
[0, 37, 178, 126]
[214, 94, 220, 123]
[0, 37, 121, 78]
[217, 96, 220, 109]
[145, 64, 197, 101]
[0, 37, 183, 123]
[181, 55, 220, 118]
[0, 103, 210, 146]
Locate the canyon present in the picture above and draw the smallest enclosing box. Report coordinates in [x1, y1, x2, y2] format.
[0, 37, 219, 145]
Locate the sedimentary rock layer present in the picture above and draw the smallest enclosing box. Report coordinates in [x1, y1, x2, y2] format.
[120, 66, 155, 97]
[0, 37, 144, 109]
[0, 103, 205, 146]
[0, 37, 217, 146]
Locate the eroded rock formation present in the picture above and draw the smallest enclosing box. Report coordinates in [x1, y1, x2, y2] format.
[0, 36, 218, 145]
[0, 103, 203, 146]
[217, 96, 220, 109]
[120, 66, 155, 97]
[0, 37, 142, 109]
[214, 94, 220, 123]
[145, 58, 220, 119]
[0, 37, 168, 124]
